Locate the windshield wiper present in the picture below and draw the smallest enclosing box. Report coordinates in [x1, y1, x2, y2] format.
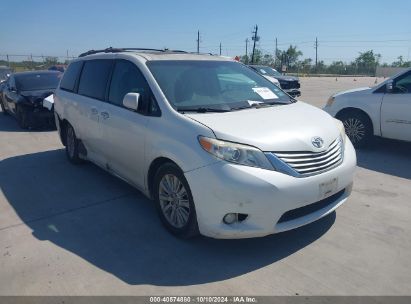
[230, 100, 289, 111]
[288, 96, 298, 103]
[177, 107, 231, 113]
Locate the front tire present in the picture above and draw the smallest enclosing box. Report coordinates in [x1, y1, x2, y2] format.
[65, 123, 83, 164]
[0, 98, 8, 115]
[154, 163, 199, 238]
[339, 111, 373, 148]
[16, 105, 29, 129]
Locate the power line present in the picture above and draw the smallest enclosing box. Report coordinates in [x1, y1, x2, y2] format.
[321, 39, 411, 43]
[319, 45, 411, 48]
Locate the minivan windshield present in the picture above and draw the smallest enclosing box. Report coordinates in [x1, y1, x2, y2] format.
[15, 72, 61, 92]
[147, 60, 293, 112]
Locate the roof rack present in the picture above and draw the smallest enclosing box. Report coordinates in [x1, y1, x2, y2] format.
[78, 47, 189, 57]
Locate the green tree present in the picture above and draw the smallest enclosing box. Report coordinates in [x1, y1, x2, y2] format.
[250, 49, 263, 64]
[392, 56, 411, 67]
[354, 50, 381, 74]
[328, 61, 345, 74]
[277, 45, 303, 70]
[240, 54, 250, 64]
[316, 60, 326, 73]
[45, 56, 58, 65]
[355, 50, 381, 66]
[299, 58, 313, 73]
[260, 53, 274, 65]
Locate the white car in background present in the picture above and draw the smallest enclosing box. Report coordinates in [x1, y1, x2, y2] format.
[324, 68, 411, 147]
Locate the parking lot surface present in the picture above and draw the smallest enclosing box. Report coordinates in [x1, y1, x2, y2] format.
[0, 77, 410, 295]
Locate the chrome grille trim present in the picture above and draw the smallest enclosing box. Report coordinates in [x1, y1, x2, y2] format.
[265, 137, 344, 177]
[275, 139, 340, 158]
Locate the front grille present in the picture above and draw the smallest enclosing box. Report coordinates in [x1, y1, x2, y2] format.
[280, 80, 300, 90]
[277, 189, 345, 223]
[270, 137, 343, 177]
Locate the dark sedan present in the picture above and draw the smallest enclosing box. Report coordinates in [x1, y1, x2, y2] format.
[249, 65, 301, 97]
[0, 70, 61, 129]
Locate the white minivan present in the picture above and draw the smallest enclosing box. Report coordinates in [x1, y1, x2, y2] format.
[54, 48, 356, 239]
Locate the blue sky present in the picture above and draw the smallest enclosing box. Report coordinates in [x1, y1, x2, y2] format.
[1, 0, 410, 64]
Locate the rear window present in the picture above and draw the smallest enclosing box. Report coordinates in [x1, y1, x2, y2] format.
[78, 60, 113, 100]
[15, 72, 61, 91]
[60, 61, 83, 92]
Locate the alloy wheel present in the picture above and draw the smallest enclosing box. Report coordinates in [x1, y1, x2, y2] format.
[158, 174, 190, 228]
[343, 118, 365, 143]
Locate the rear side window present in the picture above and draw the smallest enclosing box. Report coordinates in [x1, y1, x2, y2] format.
[78, 60, 113, 100]
[108, 60, 149, 107]
[60, 61, 83, 92]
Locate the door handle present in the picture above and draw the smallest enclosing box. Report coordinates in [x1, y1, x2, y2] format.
[100, 111, 110, 120]
[91, 108, 98, 115]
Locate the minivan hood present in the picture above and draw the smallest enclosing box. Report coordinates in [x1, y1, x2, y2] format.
[333, 87, 371, 97]
[186, 101, 340, 152]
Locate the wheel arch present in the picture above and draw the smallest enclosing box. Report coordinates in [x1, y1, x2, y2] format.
[57, 115, 70, 146]
[147, 157, 181, 199]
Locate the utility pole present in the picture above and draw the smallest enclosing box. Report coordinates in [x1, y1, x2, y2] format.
[275, 37, 278, 67]
[219, 42, 222, 56]
[314, 37, 318, 72]
[6, 54, 10, 67]
[197, 30, 200, 54]
[251, 24, 259, 64]
[66, 49, 69, 62]
[245, 38, 249, 63]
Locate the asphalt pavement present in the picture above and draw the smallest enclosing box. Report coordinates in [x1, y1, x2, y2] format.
[0, 77, 410, 295]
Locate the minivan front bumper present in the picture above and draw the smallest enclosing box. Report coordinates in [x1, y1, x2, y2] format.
[184, 138, 356, 239]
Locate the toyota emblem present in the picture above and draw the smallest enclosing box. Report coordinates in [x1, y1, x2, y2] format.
[311, 137, 324, 148]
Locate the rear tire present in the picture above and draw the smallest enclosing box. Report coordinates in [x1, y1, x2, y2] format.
[338, 111, 373, 148]
[65, 123, 83, 164]
[153, 163, 199, 238]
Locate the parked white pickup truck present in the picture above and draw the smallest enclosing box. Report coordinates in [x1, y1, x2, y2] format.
[323, 68, 411, 147]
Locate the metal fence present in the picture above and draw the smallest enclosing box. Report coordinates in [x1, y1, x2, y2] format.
[0, 54, 76, 72]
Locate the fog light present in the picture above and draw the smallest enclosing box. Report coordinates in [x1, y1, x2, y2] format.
[223, 213, 237, 224]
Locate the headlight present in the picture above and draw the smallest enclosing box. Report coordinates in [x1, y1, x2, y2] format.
[198, 136, 274, 170]
[326, 96, 335, 106]
[335, 119, 346, 145]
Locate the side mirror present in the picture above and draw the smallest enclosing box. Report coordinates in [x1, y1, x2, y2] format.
[386, 81, 393, 93]
[122, 92, 140, 111]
